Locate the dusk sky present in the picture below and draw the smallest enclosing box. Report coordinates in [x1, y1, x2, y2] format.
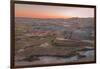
[15, 4, 94, 18]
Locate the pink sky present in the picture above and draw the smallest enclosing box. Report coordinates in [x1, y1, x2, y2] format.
[15, 4, 94, 18]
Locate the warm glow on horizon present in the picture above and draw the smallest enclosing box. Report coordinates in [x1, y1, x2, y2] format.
[15, 10, 72, 18]
[15, 4, 94, 18]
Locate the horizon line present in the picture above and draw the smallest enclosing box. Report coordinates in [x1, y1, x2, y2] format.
[15, 16, 94, 19]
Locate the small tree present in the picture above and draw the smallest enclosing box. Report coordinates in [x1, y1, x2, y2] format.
[62, 30, 73, 39]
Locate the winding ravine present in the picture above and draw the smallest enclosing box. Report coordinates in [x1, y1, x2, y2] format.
[15, 48, 94, 66]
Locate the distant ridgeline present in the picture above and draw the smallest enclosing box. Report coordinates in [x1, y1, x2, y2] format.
[15, 17, 94, 40]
